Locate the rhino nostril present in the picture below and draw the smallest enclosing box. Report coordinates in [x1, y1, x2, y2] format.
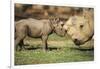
[73, 39, 81, 45]
[74, 39, 79, 43]
[74, 39, 77, 41]
[65, 30, 67, 33]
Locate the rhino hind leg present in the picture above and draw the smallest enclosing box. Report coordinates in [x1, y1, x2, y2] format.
[15, 33, 26, 51]
[15, 25, 28, 51]
[15, 37, 21, 51]
[18, 39, 26, 51]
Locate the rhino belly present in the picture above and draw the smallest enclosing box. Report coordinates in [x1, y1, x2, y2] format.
[27, 26, 42, 38]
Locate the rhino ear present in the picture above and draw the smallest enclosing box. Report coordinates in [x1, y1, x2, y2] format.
[66, 17, 74, 26]
[71, 17, 76, 25]
[53, 18, 59, 24]
[56, 18, 60, 22]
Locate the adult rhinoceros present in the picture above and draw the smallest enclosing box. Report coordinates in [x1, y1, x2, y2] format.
[15, 18, 66, 51]
[63, 9, 94, 45]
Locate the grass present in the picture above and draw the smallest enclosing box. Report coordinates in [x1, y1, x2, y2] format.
[15, 33, 94, 65]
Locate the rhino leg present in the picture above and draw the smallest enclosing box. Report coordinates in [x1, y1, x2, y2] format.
[41, 35, 48, 52]
[15, 33, 26, 51]
[15, 37, 26, 51]
[15, 24, 27, 51]
[18, 39, 26, 51]
[15, 37, 21, 51]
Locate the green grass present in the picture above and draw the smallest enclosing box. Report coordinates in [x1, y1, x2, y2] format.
[15, 34, 94, 65]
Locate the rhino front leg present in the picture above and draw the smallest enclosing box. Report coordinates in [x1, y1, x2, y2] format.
[41, 35, 48, 52]
[19, 39, 26, 51]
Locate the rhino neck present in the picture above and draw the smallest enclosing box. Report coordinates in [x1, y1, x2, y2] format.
[87, 11, 94, 39]
[48, 20, 56, 33]
[83, 10, 94, 41]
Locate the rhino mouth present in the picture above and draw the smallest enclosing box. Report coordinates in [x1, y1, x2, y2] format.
[73, 39, 84, 45]
[74, 41, 81, 45]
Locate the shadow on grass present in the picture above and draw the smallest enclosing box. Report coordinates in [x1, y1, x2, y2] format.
[25, 46, 61, 51]
[24, 44, 94, 52]
[69, 47, 94, 51]
[24, 43, 62, 51]
[17, 44, 94, 53]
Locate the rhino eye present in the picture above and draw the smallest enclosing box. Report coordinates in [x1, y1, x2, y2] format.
[80, 25, 84, 29]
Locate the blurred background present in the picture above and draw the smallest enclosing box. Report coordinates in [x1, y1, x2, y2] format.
[15, 3, 92, 21]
